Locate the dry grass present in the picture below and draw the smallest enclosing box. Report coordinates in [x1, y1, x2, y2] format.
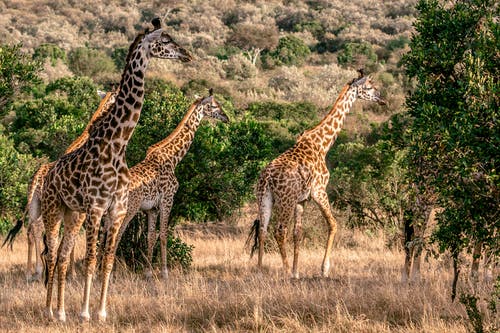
[1, 221, 478, 333]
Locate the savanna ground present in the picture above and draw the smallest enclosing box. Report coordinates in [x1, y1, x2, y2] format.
[2, 206, 495, 333]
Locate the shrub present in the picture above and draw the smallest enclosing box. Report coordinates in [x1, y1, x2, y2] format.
[262, 35, 311, 67]
[33, 43, 67, 66]
[337, 42, 378, 70]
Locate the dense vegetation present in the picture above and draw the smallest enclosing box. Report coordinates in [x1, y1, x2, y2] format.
[0, 1, 497, 316]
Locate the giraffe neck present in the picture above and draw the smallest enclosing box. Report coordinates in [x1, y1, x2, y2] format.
[64, 92, 115, 154]
[88, 37, 149, 152]
[145, 102, 204, 168]
[300, 84, 357, 154]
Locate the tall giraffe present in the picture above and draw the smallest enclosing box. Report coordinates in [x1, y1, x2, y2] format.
[248, 71, 386, 278]
[40, 18, 192, 322]
[107, 91, 228, 279]
[2, 91, 117, 281]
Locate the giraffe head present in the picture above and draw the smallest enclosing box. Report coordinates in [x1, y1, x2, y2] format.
[197, 89, 229, 123]
[350, 70, 387, 105]
[143, 18, 192, 62]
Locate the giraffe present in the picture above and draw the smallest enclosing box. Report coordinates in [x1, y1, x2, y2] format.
[247, 71, 386, 278]
[40, 18, 192, 322]
[105, 90, 228, 279]
[2, 91, 117, 282]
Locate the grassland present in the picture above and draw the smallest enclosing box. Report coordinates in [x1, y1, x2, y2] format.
[1, 211, 490, 333]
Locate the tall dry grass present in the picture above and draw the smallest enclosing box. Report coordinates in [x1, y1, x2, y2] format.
[0, 219, 484, 332]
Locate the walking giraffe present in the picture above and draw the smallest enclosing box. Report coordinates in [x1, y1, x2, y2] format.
[105, 90, 228, 279]
[40, 18, 192, 322]
[2, 91, 117, 281]
[248, 71, 386, 278]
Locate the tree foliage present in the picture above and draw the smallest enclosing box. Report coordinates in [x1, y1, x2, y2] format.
[0, 44, 41, 115]
[402, 0, 499, 259]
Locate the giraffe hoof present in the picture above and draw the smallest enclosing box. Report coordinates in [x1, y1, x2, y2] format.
[161, 269, 168, 280]
[80, 311, 91, 322]
[45, 308, 54, 321]
[97, 310, 107, 322]
[144, 270, 153, 279]
[56, 310, 66, 322]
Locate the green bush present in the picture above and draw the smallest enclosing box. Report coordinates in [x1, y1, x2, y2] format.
[33, 43, 67, 66]
[262, 35, 311, 67]
[337, 42, 378, 69]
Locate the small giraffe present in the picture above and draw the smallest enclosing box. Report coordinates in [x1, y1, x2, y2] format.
[248, 71, 386, 278]
[106, 90, 228, 279]
[2, 91, 117, 281]
[40, 18, 192, 322]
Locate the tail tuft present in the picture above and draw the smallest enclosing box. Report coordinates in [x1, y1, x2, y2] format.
[245, 219, 260, 258]
[1, 219, 24, 250]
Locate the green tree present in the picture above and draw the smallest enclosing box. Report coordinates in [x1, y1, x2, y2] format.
[0, 43, 41, 115]
[10, 77, 101, 159]
[402, 0, 499, 283]
[0, 125, 39, 233]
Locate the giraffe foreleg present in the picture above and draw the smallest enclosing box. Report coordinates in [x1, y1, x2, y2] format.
[97, 197, 127, 322]
[312, 190, 337, 278]
[80, 208, 104, 322]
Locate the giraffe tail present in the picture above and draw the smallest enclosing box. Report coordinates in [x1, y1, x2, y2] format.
[245, 219, 260, 258]
[42, 233, 49, 287]
[1, 210, 26, 250]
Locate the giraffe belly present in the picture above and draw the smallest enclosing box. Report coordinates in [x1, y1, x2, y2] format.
[140, 198, 159, 211]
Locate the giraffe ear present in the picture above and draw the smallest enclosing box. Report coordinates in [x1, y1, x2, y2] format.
[208, 88, 214, 96]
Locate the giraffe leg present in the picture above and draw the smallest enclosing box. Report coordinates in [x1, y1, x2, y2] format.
[33, 221, 44, 281]
[292, 203, 304, 279]
[312, 190, 337, 278]
[27, 225, 34, 281]
[80, 208, 104, 322]
[273, 203, 294, 275]
[55, 209, 85, 322]
[159, 195, 174, 279]
[68, 212, 84, 280]
[145, 209, 159, 278]
[257, 188, 273, 269]
[97, 197, 127, 322]
[41, 204, 63, 320]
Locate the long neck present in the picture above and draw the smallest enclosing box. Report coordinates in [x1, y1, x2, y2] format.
[300, 84, 356, 154]
[64, 92, 115, 154]
[145, 102, 204, 168]
[90, 39, 149, 152]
